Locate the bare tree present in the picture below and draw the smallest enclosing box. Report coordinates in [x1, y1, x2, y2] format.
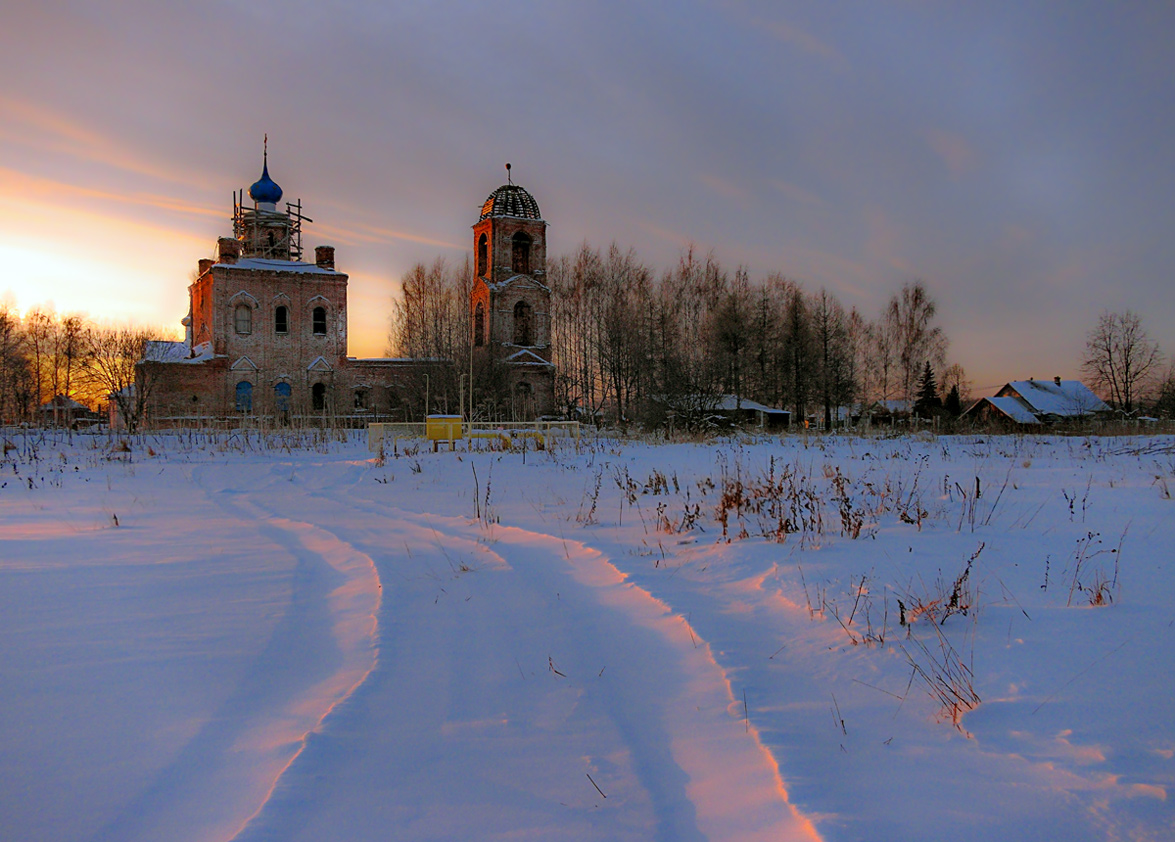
[1082, 310, 1163, 414]
[812, 288, 855, 429]
[710, 266, 751, 406]
[81, 325, 162, 433]
[0, 304, 35, 423]
[886, 281, 947, 403]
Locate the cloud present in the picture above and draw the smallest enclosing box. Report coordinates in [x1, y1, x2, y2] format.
[698, 172, 749, 202]
[0, 166, 222, 220]
[312, 218, 466, 252]
[761, 19, 848, 68]
[925, 129, 978, 178]
[770, 180, 828, 210]
[0, 95, 209, 189]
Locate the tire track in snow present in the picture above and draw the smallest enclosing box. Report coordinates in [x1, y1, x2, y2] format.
[221, 494, 382, 842]
[88, 462, 383, 842]
[256, 477, 822, 842]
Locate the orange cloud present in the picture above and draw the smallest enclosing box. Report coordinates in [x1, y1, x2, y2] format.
[770, 179, 828, 210]
[698, 172, 749, 202]
[926, 129, 977, 177]
[0, 95, 210, 188]
[0, 166, 223, 220]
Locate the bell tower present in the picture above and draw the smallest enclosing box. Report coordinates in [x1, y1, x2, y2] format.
[469, 165, 555, 419]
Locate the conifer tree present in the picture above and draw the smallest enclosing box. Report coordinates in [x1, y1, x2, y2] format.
[914, 361, 941, 416]
[944, 383, 962, 417]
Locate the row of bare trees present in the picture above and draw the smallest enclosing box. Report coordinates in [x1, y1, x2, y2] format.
[388, 243, 964, 428]
[0, 303, 163, 431]
[546, 244, 956, 427]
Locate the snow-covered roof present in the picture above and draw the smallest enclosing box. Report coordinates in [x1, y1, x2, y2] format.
[216, 257, 340, 275]
[40, 395, 88, 411]
[142, 340, 215, 364]
[143, 340, 189, 362]
[1002, 380, 1109, 417]
[489, 273, 550, 292]
[504, 348, 554, 367]
[870, 399, 912, 414]
[712, 395, 789, 414]
[984, 396, 1040, 424]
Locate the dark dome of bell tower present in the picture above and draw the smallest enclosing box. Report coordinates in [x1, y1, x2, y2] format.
[479, 184, 542, 221]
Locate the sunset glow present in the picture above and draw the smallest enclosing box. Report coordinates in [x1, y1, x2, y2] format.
[2, 3, 1171, 387]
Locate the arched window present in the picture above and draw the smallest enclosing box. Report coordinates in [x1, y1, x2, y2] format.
[513, 300, 533, 346]
[275, 305, 289, 334]
[312, 382, 326, 411]
[235, 381, 253, 412]
[474, 301, 485, 347]
[274, 382, 291, 413]
[515, 380, 533, 421]
[234, 304, 252, 335]
[477, 233, 488, 277]
[511, 232, 531, 275]
[354, 389, 368, 410]
[312, 306, 327, 335]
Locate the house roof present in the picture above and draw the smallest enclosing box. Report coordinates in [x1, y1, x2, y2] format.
[1002, 379, 1110, 417]
[869, 399, 912, 414]
[40, 395, 87, 411]
[983, 396, 1041, 424]
[143, 340, 189, 362]
[216, 257, 340, 275]
[712, 395, 790, 414]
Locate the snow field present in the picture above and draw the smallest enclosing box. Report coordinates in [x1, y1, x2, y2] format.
[1, 431, 1172, 841]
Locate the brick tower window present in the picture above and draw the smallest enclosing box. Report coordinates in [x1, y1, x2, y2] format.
[312, 382, 326, 411]
[474, 302, 485, 347]
[234, 304, 252, 335]
[513, 300, 532, 346]
[312, 306, 327, 335]
[477, 233, 488, 277]
[275, 305, 289, 334]
[511, 232, 531, 275]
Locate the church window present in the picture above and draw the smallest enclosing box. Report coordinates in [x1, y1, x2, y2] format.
[234, 304, 252, 335]
[312, 306, 327, 335]
[235, 381, 253, 412]
[312, 382, 327, 411]
[511, 232, 531, 275]
[274, 382, 291, 413]
[474, 302, 485, 347]
[513, 300, 533, 346]
[477, 233, 488, 277]
[275, 305, 289, 334]
[354, 389, 368, 410]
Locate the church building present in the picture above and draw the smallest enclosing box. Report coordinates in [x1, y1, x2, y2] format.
[141, 150, 555, 423]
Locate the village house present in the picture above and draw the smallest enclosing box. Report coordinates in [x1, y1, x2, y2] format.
[963, 377, 1111, 425]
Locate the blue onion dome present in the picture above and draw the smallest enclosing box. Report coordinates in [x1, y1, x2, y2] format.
[249, 159, 283, 205]
[479, 184, 541, 220]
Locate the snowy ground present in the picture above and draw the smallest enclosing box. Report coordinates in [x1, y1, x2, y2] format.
[1, 429, 1172, 841]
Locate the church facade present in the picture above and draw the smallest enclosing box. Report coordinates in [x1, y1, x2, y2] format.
[142, 152, 555, 424]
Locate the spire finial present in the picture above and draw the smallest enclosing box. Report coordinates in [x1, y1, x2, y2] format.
[264, 133, 268, 166]
[505, 162, 512, 185]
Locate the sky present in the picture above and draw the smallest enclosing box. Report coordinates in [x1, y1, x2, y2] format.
[1, 1, 1172, 392]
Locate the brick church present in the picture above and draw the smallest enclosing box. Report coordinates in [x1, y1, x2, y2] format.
[143, 150, 555, 423]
